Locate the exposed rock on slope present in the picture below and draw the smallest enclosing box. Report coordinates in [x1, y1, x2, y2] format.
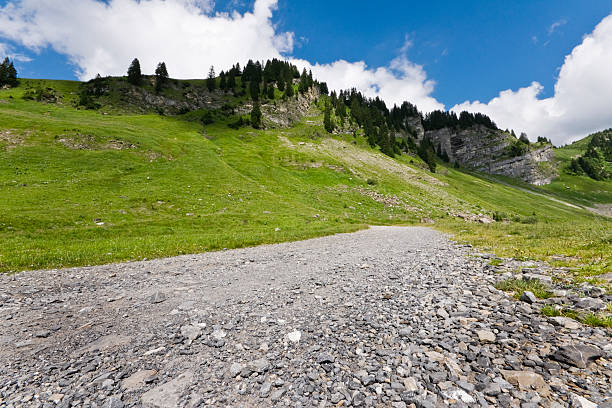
[244, 86, 321, 128]
[424, 125, 557, 185]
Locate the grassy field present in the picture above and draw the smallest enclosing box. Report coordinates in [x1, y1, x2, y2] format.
[1, 79, 610, 281]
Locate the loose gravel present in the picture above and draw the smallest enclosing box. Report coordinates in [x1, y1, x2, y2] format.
[0, 226, 610, 407]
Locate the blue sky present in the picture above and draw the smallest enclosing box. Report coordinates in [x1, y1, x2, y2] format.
[264, 0, 611, 106]
[1, 0, 612, 143]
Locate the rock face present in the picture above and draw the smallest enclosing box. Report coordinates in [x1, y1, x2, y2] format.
[424, 125, 557, 185]
[260, 85, 320, 128]
[118, 78, 320, 129]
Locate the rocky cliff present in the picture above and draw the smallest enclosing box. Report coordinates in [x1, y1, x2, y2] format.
[422, 125, 556, 185]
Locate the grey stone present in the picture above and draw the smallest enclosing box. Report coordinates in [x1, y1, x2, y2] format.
[259, 382, 271, 397]
[180, 325, 202, 345]
[103, 395, 124, 408]
[476, 330, 496, 343]
[520, 291, 537, 304]
[316, 352, 335, 364]
[443, 388, 475, 404]
[147, 291, 166, 304]
[551, 345, 602, 368]
[228, 363, 243, 378]
[549, 316, 581, 330]
[522, 273, 552, 286]
[574, 297, 605, 311]
[569, 393, 597, 408]
[270, 388, 285, 401]
[248, 358, 270, 373]
[141, 371, 194, 408]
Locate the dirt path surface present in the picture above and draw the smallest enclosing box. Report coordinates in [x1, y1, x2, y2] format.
[1, 226, 610, 407]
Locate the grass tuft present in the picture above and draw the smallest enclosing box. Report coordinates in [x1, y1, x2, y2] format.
[495, 278, 553, 299]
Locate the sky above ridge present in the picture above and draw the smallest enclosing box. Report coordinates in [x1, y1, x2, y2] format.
[0, 0, 611, 145]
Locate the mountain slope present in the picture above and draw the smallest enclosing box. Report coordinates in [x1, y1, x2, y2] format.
[539, 132, 612, 214]
[0, 79, 610, 277]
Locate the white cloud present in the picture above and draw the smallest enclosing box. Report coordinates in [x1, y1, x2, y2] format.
[0, 0, 444, 112]
[294, 56, 444, 112]
[549, 19, 567, 35]
[453, 14, 612, 145]
[291, 35, 444, 112]
[0, 41, 32, 62]
[0, 0, 289, 80]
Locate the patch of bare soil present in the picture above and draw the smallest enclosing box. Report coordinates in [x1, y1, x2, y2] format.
[56, 133, 137, 151]
[589, 204, 612, 218]
[0, 129, 29, 150]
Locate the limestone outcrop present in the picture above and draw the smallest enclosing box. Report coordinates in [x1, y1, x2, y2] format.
[422, 125, 557, 185]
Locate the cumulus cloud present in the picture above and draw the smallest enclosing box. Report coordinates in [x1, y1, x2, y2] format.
[0, 0, 290, 79]
[453, 14, 612, 145]
[0, 0, 444, 112]
[294, 56, 444, 112]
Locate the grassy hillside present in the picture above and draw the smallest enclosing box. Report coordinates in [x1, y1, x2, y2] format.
[0, 79, 610, 282]
[542, 135, 612, 206]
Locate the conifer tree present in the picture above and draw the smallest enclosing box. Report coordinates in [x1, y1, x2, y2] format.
[0, 57, 18, 87]
[251, 102, 262, 129]
[249, 80, 260, 101]
[207, 66, 216, 92]
[154, 62, 169, 92]
[318, 82, 328, 95]
[284, 79, 294, 98]
[127, 58, 142, 85]
[324, 101, 334, 133]
[7, 61, 18, 87]
[267, 84, 275, 99]
[219, 71, 227, 92]
[227, 72, 236, 91]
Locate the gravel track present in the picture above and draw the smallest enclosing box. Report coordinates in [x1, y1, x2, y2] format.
[0, 226, 610, 407]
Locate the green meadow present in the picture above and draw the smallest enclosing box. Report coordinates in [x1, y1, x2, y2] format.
[0, 79, 610, 282]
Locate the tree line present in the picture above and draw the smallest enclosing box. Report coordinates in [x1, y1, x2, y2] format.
[569, 129, 611, 180]
[126, 58, 319, 100]
[120, 57, 504, 172]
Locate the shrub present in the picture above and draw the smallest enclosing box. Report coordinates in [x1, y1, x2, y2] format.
[493, 211, 507, 222]
[228, 116, 249, 129]
[200, 111, 214, 125]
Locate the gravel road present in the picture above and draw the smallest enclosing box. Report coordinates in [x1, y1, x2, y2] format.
[1, 226, 610, 407]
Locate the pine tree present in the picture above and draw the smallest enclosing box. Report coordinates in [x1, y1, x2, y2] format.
[219, 71, 227, 92]
[127, 58, 142, 85]
[0, 58, 19, 87]
[298, 68, 308, 94]
[227, 73, 236, 91]
[318, 82, 328, 95]
[324, 101, 334, 133]
[7, 61, 17, 86]
[249, 80, 260, 101]
[154, 62, 169, 92]
[519, 133, 530, 144]
[207, 66, 216, 92]
[0, 58, 10, 87]
[267, 84, 275, 99]
[284, 79, 294, 98]
[251, 102, 262, 129]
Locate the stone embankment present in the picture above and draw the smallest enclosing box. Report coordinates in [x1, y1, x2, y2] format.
[0, 227, 610, 407]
